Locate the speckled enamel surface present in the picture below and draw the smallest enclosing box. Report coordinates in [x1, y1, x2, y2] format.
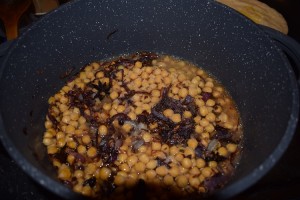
[0, 0, 298, 199]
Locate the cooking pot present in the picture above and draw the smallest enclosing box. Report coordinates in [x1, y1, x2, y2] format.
[0, 0, 299, 199]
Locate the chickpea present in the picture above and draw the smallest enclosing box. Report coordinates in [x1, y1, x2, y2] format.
[163, 109, 174, 117]
[201, 132, 209, 139]
[65, 125, 75, 134]
[110, 109, 118, 117]
[69, 120, 78, 128]
[199, 106, 208, 116]
[62, 115, 71, 124]
[161, 69, 169, 77]
[212, 90, 221, 98]
[117, 105, 126, 113]
[135, 61, 143, 68]
[77, 145, 86, 154]
[138, 145, 148, 153]
[127, 155, 138, 167]
[146, 160, 157, 169]
[181, 158, 192, 169]
[196, 158, 206, 168]
[152, 142, 161, 151]
[82, 135, 91, 144]
[199, 119, 209, 127]
[164, 76, 172, 85]
[66, 154, 75, 165]
[118, 153, 128, 163]
[114, 175, 126, 186]
[70, 112, 79, 121]
[81, 186, 92, 196]
[78, 116, 86, 124]
[117, 171, 127, 177]
[178, 88, 188, 98]
[43, 138, 54, 146]
[122, 123, 132, 133]
[134, 162, 146, 172]
[146, 170, 157, 179]
[206, 99, 215, 107]
[151, 96, 160, 104]
[171, 86, 179, 94]
[153, 68, 162, 75]
[218, 147, 228, 157]
[190, 167, 200, 175]
[169, 146, 179, 155]
[96, 71, 104, 78]
[52, 159, 61, 168]
[44, 129, 54, 139]
[58, 164, 71, 180]
[209, 161, 218, 168]
[142, 104, 151, 111]
[99, 167, 111, 180]
[169, 166, 180, 177]
[145, 66, 153, 74]
[224, 122, 234, 129]
[139, 153, 150, 163]
[183, 111, 192, 118]
[194, 116, 201, 123]
[129, 72, 138, 80]
[183, 148, 194, 159]
[44, 120, 53, 129]
[142, 132, 152, 143]
[163, 175, 174, 186]
[203, 87, 212, 93]
[154, 75, 162, 84]
[188, 86, 198, 96]
[119, 163, 130, 172]
[176, 175, 188, 188]
[110, 91, 119, 100]
[187, 138, 198, 149]
[156, 165, 168, 176]
[87, 147, 97, 158]
[74, 170, 84, 179]
[98, 125, 108, 136]
[85, 163, 97, 175]
[171, 113, 181, 123]
[206, 113, 216, 122]
[67, 141, 77, 149]
[128, 112, 137, 120]
[178, 74, 186, 82]
[134, 107, 143, 115]
[195, 99, 205, 107]
[226, 143, 238, 153]
[189, 177, 200, 188]
[175, 153, 184, 162]
[133, 77, 142, 88]
[202, 167, 212, 178]
[195, 125, 204, 134]
[205, 81, 214, 88]
[205, 124, 215, 133]
[153, 151, 166, 160]
[219, 113, 228, 123]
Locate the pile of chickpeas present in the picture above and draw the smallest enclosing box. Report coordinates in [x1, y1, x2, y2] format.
[43, 53, 242, 199]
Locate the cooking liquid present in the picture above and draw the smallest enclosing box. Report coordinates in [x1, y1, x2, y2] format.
[43, 52, 243, 199]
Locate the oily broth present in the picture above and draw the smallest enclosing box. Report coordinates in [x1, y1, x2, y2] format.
[43, 52, 243, 199]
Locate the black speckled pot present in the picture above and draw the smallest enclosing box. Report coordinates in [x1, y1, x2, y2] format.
[0, 0, 299, 199]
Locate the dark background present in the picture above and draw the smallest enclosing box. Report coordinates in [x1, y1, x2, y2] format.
[0, 0, 300, 199]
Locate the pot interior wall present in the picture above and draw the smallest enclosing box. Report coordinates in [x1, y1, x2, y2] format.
[0, 0, 296, 198]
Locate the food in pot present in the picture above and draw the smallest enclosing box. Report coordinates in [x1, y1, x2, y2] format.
[216, 0, 288, 34]
[43, 52, 242, 199]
